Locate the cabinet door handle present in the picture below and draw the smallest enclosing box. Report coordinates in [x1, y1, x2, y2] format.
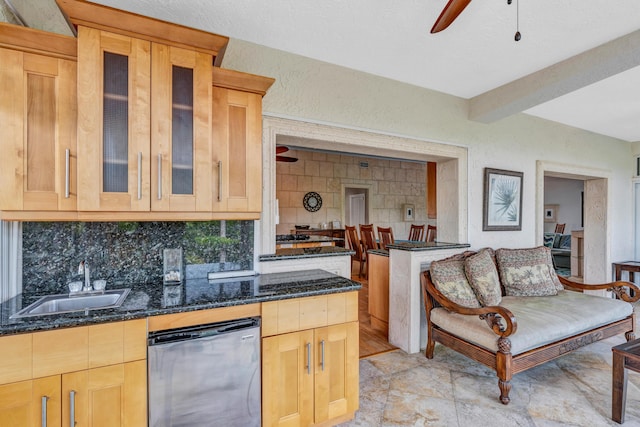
[41, 396, 48, 427]
[64, 149, 70, 199]
[217, 160, 222, 202]
[320, 339, 325, 371]
[157, 154, 162, 200]
[306, 342, 311, 375]
[69, 390, 76, 427]
[137, 152, 142, 200]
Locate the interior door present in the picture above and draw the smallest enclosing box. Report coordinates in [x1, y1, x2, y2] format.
[348, 194, 365, 226]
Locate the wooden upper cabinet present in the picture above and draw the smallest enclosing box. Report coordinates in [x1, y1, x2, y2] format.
[212, 68, 274, 217]
[77, 27, 151, 212]
[77, 28, 215, 213]
[151, 44, 213, 212]
[0, 24, 77, 213]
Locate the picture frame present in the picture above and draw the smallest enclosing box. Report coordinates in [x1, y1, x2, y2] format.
[483, 168, 523, 231]
[403, 204, 414, 221]
[544, 204, 558, 223]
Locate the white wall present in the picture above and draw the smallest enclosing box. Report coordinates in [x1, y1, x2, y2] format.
[544, 177, 584, 233]
[221, 39, 635, 261]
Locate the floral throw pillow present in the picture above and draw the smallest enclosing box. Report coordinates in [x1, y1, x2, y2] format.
[465, 248, 502, 306]
[430, 257, 481, 308]
[495, 247, 559, 296]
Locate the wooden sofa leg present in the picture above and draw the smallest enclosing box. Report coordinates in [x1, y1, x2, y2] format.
[496, 338, 513, 405]
[425, 337, 435, 359]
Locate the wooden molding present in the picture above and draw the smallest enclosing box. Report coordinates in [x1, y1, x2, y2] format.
[56, 0, 228, 56]
[213, 67, 275, 96]
[0, 22, 77, 60]
[0, 210, 261, 222]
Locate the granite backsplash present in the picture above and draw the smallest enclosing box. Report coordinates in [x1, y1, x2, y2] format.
[22, 221, 254, 295]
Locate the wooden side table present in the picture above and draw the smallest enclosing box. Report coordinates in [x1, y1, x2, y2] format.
[612, 339, 640, 423]
[613, 261, 640, 282]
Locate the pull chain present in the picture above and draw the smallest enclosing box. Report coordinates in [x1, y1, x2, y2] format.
[515, 0, 521, 41]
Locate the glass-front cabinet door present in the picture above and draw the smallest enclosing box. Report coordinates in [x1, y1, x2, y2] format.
[151, 45, 212, 212]
[77, 27, 151, 211]
[77, 27, 213, 213]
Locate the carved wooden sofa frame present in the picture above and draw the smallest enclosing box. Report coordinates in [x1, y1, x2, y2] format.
[422, 271, 639, 405]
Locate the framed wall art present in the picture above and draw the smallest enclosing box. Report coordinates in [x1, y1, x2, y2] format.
[544, 204, 558, 223]
[483, 168, 523, 231]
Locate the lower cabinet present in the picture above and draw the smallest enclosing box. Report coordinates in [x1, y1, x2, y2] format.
[62, 361, 147, 427]
[0, 319, 147, 427]
[0, 376, 60, 427]
[262, 292, 359, 427]
[0, 362, 146, 427]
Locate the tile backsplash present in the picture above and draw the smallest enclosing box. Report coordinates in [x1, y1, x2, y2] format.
[22, 221, 254, 295]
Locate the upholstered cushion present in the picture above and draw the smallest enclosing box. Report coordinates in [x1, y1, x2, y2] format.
[543, 232, 556, 248]
[430, 256, 481, 308]
[495, 247, 562, 296]
[558, 234, 571, 249]
[465, 248, 502, 306]
[430, 290, 634, 356]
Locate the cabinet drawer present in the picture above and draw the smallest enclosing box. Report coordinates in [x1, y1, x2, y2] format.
[262, 292, 358, 337]
[0, 319, 148, 384]
[0, 334, 33, 384]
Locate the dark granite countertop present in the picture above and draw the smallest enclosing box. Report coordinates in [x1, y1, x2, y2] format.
[385, 241, 471, 252]
[0, 269, 361, 336]
[260, 246, 354, 261]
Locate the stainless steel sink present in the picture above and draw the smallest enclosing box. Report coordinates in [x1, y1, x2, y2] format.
[10, 288, 131, 319]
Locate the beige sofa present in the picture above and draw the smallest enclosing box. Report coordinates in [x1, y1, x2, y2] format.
[421, 246, 639, 404]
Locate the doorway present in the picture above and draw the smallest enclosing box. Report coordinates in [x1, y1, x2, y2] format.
[538, 161, 610, 285]
[344, 186, 369, 227]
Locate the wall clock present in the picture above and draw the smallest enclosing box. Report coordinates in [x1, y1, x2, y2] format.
[303, 191, 322, 212]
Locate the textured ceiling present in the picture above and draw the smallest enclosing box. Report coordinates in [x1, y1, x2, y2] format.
[5, 0, 640, 142]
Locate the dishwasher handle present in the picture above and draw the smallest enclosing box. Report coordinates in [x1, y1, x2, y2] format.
[148, 317, 260, 346]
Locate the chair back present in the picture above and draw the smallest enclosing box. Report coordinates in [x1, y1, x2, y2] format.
[555, 223, 566, 234]
[408, 224, 425, 241]
[345, 225, 363, 259]
[359, 224, 378, 252]
[377, 226, 394, 250]
[426, 225, 437, 243]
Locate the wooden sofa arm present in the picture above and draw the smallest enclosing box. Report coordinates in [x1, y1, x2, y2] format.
[559, 276, 640, 303]
[421, 271, 517, 338]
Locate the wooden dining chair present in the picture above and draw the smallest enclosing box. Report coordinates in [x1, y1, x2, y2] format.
[345, 225, 366, 278]
[359, 224, 378, 278]
[555, 223, 566, 234]
[408, 224, 425, 241]
[359, 224, 378, 252]
[377, 226, 395, 250]
[426, 225, 437, 243]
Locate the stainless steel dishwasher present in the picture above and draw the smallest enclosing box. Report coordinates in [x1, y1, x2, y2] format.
[148, 317, 261, 427]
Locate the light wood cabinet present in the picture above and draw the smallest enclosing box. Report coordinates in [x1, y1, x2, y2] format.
[0, 376, 61, 427]
[77, 27, 214, 213]
[62, 360, 146, 427]
[0, 24, 77, 215]
[367, 252, 389, 335]
[262, 292, 359, 427]
[212, 68, 274, 217]
[0, 319, 147, 427]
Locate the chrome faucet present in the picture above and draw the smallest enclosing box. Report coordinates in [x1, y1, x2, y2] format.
[78, 260, 92, 292]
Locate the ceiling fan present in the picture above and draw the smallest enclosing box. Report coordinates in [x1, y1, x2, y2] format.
[431, 0, 521, 40]
[430, 0, 472, 33]
[276, 146, 298, 162]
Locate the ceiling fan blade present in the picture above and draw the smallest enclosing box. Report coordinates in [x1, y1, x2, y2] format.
[276, 146, 289, 154]
[276, 155, 298, 162]
[431, 0, 472, 33]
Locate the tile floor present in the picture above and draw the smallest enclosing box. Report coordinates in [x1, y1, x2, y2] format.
[340, 334, 640, 426]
